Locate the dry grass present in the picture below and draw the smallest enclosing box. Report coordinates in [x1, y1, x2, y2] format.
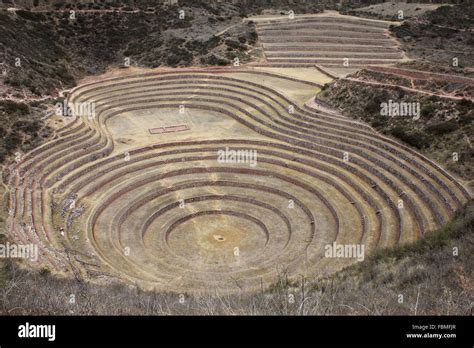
[0, 201, 472, 315]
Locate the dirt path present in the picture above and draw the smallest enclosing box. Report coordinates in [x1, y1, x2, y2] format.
[345, 77, 471, 100]
[215, 24, 239, 37]
[2, 94, 55, 103]
[5, 8, 141, 13]
[367, 66, 474, 85]
[246, 10, 401, 26]
[304, 96, 346, 118]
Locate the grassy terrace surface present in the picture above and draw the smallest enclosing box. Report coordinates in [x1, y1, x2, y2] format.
[4, 68, 470, 294]
[1, 199, 471, 314]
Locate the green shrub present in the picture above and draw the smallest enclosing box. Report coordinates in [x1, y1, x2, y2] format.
[225, 39, 245, 51]
[166, 48, 193, 66]
[457, 98, 473, 110]
[205, 36, 221, 49]
[364, 98, 382, 114]
[425, 119, 458, 135]
[420, 102, 437, 119]
[201, 54, 229, 66]
[390, 127, 428, 149]
[0, 101, 29, 116]
[16, 10, 45, 22]
[248, 29, 258, 44]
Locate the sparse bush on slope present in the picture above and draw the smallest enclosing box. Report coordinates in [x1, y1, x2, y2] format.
[0, 101, 52, 164]
[391, 3, 474, 67]
[318, 78, 473, 180]
[0, 5, 258, 97]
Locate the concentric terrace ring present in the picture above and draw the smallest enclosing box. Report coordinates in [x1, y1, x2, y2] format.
[6, 68, 470, 293]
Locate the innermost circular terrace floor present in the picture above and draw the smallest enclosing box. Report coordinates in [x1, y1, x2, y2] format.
[166, 213, 267, 267]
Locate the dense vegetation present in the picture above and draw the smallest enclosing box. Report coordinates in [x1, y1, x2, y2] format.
[0, 3, 258, 97]
[319, 79, 473, 180]
[319, 3, 473, 180]
[392, 3, 474, 67]
[0, 3, 260, 163]
[0, 100, 52, 163]
[424, 3, 474, 29]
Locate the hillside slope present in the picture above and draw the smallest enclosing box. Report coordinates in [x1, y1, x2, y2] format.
[0, 200, 471, 315]
[318, 78, 473, 182]
[392, 3, 474, 67]
[318, 4, 473, 183]
[0, 3, 258, 98]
